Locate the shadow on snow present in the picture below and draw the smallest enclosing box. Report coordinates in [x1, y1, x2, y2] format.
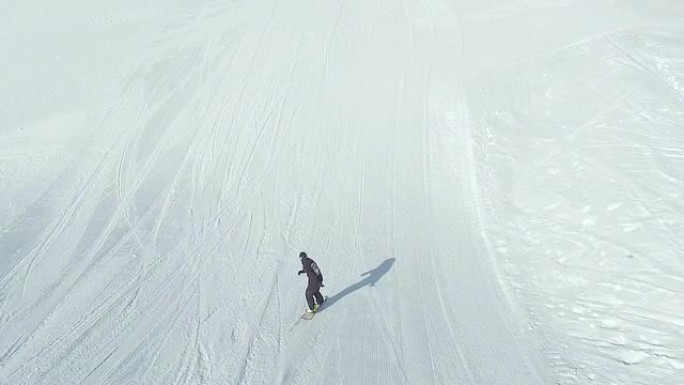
[320, 258, 395, 312]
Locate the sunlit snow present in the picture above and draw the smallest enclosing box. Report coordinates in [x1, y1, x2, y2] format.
[1, 1, 683, 384]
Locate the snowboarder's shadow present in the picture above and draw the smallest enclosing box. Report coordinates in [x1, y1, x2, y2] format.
[320, 258, 395, 312]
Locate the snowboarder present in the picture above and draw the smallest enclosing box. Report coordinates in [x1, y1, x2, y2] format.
[297, 251, 325, 313]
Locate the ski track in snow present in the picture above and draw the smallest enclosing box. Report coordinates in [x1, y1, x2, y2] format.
[1, 0, 684, 384]
[472, 17, 684, 385]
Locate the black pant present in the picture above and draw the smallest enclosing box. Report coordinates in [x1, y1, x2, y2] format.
[305, 283, 324, 310]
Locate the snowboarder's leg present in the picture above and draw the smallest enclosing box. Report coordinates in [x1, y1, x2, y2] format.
[305, 286, 316, 311]
[314, 291, 324, 306]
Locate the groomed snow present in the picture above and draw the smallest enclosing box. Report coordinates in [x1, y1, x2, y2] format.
[1, 1, 683, 384]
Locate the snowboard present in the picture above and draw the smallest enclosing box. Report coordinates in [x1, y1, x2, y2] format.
[300, 310, 316, 320]
[300, 297, 328, 321]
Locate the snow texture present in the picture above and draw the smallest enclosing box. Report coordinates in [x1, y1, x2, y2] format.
[1, 1, 683, 384]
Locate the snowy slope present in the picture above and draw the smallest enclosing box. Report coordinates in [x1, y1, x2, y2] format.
[470, 14, 684, 385]
[1, 1, 683, 385]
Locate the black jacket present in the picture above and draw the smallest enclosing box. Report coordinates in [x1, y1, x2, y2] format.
[298, 257, 323, 286]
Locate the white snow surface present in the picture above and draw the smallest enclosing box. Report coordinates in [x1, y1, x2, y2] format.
[1, 1, 684, 384]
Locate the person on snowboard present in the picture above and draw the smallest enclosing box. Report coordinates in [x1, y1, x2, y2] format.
[297, 251, 325, 313]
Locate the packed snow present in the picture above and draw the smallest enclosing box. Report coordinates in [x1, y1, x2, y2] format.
[1, 0, 683, 384]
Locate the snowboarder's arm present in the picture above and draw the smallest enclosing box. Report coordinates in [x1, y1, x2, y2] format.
[311, 262, 323, 285]
[302, 259, 324, 283]
[303, 260, 316, 277]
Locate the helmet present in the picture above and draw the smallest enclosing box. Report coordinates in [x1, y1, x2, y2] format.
[299, 251, 307, 259]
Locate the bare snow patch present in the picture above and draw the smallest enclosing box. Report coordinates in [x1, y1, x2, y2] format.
[475, 24, 684, 385]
